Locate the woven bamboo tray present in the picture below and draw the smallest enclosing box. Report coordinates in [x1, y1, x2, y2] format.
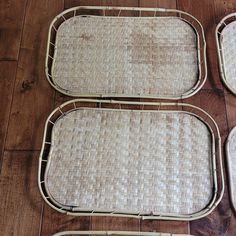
[53, 231, 192, 236]
[38, 99, 224, 221]
[46, 6, 207, 99]
[216, 13, 236, 95]
[226, 126, 236, 212]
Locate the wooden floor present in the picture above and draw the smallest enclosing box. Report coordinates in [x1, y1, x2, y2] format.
[0, 0, 236, 235]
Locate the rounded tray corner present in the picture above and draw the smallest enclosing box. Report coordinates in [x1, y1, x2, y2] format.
[216, 13, 236, 95]
[225, 126, 236, 212]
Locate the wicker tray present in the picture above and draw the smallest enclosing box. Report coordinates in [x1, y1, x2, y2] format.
[226, 126, 236, 211]
[53, 231, 192, 236]
[216, 13, 236, 95]
[46, 6, 207, 99]
[38, 100, 223, 221]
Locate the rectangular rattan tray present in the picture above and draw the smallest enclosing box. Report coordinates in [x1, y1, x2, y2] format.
[46, 6, 207, 99]
[226, 126, 236, 212]
[38, 100, 224, 221]
[53, 231, 192, 236]
[216, 13, 236, 95]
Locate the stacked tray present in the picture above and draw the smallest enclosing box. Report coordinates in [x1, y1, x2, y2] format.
[53, 231, 192, 236]
[216, 13, 236, 95]
[226, 126, 236, 212]
[39, 6, 224, 227]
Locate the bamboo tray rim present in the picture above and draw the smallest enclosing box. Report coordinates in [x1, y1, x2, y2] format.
[225, 125, 236, 212]
[52, 230, 192, 236]
[45, 6, 207, 100]
[38, 99, 224, 221]
[216, 13, 236, 95]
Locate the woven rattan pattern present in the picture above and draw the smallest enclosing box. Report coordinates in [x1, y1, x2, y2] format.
[220, 21, 236, 92]
[52, 16, 198, 97]
[228, 128, 236, 208]
[53, 231, 192, 236]
[45, 108, 213, 215]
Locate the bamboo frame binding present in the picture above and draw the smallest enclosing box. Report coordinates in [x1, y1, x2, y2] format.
[53, 230, 192, 236]
[38, 99, 224, 221]
[216, 13, 236, 95]
[45, 6, 207, 99]
[225, 126, 236, 212]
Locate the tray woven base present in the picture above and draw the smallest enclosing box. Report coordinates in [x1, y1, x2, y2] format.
[53, 231, 192, 236]
[51, 16, 198, 97]
[216, 14, 236, 94]
[45, 108, 213, 215]
[226, 126, 236, 211]
[219, 21, 236, 92]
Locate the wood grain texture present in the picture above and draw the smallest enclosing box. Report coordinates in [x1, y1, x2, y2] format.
[65, 0, 101, 9]
[141, 220, 189, 234]
[0, 151, 42, 236]
[139, 0, 176, 8]
[0, 0, 27, 60]
[41, 206, 90, 236]
[214, 0, 236, 23]
[65, 0, 139, 9]
[5, 0, 64, 151]
[0, 62, 17, 168]
[91, 217, 139, 231]
[225, 92, 236, 131]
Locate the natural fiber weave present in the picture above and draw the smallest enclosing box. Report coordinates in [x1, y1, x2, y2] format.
[51, 16, 198, 97]
[53, 231, 192, 236]
[226, 127, 236, 211]
[220, 21, 236, 92]
[45, 108, 213, 215]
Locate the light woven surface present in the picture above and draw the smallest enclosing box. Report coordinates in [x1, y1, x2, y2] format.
[53, 231, 192, 236]
[227, 127, 236, 208]
[52, 16, 198, 97]
[45, 108, 213, 215]
[220, 21, 236, 91]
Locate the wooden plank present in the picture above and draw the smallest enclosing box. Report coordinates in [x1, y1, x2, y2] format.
[65, 0, 139, 9]
[102, 0, 139, 7]
[0, 0, 27, 60]
[91, 217, 139, 231]
[225, 92, 236, 131]
[177, 0, 223, 90]
[214, 0, 236, 23]
[139, 0, 176, 8]
[0, 151, 42, 236]
[41, 205, 90, 236]
[5, 0, 64, 151]
[224, 216, 236, 236]
[141, 220, 189, 234]
[65, 0, 101, 8]
[184, 90, 233, 236]
[0, 62, 17, 168]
